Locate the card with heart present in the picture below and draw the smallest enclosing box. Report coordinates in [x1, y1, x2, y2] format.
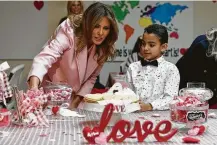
[83, 126, 100, 144]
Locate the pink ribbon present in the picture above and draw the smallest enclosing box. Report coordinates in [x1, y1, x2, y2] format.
[12, 88, 49, 127]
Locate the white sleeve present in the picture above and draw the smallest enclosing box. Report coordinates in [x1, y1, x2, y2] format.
[151, 65, 180, 110]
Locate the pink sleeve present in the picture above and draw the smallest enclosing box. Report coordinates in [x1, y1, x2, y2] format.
[77, 66, 103, 97]
[28, 19, 74, 83]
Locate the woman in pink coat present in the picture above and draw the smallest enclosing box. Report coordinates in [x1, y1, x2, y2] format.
[27, 2, 119, 109]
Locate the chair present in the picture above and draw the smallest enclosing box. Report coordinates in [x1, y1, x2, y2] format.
[4, 64, 24, 110]
[8, 64, 25, 87]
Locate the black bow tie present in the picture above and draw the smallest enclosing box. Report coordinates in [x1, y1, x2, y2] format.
[140, 59, 158, 67]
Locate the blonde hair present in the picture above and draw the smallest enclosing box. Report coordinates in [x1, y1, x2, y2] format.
[67, 0, 84, 15]
[206, 28, 217, 60]
[72, 2, 119, 65]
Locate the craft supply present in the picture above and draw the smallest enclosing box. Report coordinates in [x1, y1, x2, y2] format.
[0, 108, 11, 127]
[82, 104, 178, 144]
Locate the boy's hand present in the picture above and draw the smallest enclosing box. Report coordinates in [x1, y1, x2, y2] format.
[139, 100, 153, 111]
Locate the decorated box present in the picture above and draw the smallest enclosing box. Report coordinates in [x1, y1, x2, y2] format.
[82, 83, 140, 126]
[170, 96, 209, 127]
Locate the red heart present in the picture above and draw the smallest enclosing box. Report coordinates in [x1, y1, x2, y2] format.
[52, 106, 59, 115]
[83, 126, 100, 143]
[180, 48, 187, 55]
[213, 0, 217, 3]
[193, 125, 206, 135]
[198, 125, 206, 134]
[34, 1, 44, 11]
[170, 32, 179, 39]
[182, 137, 200, 143]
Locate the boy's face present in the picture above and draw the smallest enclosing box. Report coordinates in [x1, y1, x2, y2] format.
[140, 32, 167, 61]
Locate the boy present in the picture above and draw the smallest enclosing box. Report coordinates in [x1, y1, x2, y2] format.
[126, 24, 180, 111]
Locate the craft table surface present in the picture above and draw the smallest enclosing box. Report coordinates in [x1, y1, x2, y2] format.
[1, 109, 217, 145]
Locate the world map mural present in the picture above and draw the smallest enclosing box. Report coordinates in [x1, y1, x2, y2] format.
[103, 1, 193, 64]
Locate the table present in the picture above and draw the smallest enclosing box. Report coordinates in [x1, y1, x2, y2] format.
[106, 72, 128, 88]
[1, 110, 217, 145]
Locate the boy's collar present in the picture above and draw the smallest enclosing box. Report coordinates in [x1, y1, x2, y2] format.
[156, 56, 165, 63]
[144, 56, 165, 63]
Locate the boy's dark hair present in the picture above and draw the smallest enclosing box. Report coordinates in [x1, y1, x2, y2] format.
[144, 24, 168, 44]
[132, 36, 142, 53]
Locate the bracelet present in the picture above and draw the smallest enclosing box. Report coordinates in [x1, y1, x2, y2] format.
[149, 103, 153, 110]
[30, 85, 38, 88]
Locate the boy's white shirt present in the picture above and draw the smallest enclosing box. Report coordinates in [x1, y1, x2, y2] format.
[126, 56, 180, 110]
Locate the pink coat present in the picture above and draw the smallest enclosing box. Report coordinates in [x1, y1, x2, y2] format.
[28, 19, 102, 96]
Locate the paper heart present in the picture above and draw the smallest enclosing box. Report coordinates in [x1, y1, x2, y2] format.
[180, 48, 187, 55]
[34, 1, 44, 11]
[208, 112, 217, 118]
[193, 125, 206, 135]
[182, 136, 200, 143]
[198, 125, 206, 134]
[188, 127, 200, 136]
[83, 126, 100, 144]
[52, 106, 59, 115]
[95, 132, 107, 145]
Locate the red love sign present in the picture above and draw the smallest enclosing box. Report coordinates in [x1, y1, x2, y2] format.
[113, 105, 125, 112]
[83, 104, 178, 143]
[34, 1, 44, 11]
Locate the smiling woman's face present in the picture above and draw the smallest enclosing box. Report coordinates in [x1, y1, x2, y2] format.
[70, 1, 82, 14]
[92, 17, 111, 46]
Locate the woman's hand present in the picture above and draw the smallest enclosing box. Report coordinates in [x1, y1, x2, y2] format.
[28, 76, 40, 90]
[69, 94, 83, 110]
[139, 100, 153, 112]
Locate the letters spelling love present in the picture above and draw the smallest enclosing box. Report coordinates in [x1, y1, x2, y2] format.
[83, 104, 178, 143]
